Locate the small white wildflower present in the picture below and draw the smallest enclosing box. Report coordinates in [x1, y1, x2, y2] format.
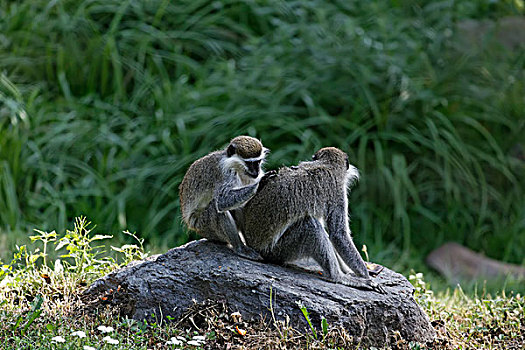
[192, 335, 206, 341]
[51, 336, 66, 343]
[71, 330, 87, 338]
[97, 325, 114, 333]
[176, 336, 186, 342]
[187, 340, 203, 346]
[103, 336, 119, 345]
[54, 259, 64, 274]
[167, 337, 182, 345]
[84, 346, 96, 350]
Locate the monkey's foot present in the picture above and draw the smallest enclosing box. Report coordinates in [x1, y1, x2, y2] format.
[234, 245, 264, 261]
[368, 279, 386, 294]
[338, 276, 386, 294]
[366, 262, 385, 276]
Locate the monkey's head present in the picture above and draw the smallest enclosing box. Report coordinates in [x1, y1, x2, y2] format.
[312, 147, 348, 166]
[225, 136, 268, 180]
[312, 147, 359, 184]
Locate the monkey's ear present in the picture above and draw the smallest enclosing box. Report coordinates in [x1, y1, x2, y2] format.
[227, 144, 236, 157]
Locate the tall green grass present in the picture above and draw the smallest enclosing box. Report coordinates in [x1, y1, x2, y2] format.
[0, 0, 524, 270]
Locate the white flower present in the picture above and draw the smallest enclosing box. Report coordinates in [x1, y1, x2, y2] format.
[84, 347, 96, 350]
[71, 330, 87, 338]
[97, 325, 114, 333]
[176, 336, 186, 342]
[103, 336, 119, 345]
[54, 259, 64, 274]
[192, 335, 206, 341]
[187, 340, 203, 346]
[51, 336, 66, 343]
[167, 337, 182, 345]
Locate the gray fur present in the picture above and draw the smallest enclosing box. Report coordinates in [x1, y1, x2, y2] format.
[179, 137, 266, 261]
[241, 147, 381, 291]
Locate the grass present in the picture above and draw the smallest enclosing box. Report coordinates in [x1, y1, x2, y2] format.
[0, 0, 524, 271]
[0, 218, 523, 349]
[1, 0, 524, 346]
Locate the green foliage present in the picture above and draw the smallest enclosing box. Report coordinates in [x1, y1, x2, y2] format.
[321, 316, 328, 342]
[297, 301, 317, 340]
[0, 0, 524, 271]
[296, 302, 332, 344]
[426, 283, 525, 349]
[0, 218, 522, 348]
[409, 271, 436, 310]
[19, 295, 43, 335]
[0, 216, 147, 310]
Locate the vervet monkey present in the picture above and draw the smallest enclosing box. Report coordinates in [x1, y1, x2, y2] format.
[179, 136, 268, 260]
[239, 147, 383, 291]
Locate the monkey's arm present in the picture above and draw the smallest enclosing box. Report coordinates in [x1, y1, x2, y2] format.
[215, 174, 259, 212]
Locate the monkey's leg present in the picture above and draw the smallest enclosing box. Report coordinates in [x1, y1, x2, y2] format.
[263, 217, 346, 282]
[193, 203, 262, 261]
[336, 254, 352, 274]
[265, 217, 382, 291]
[326, 206, 370, 279]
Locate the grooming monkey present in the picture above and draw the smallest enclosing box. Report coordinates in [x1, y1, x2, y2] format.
[239, 147, 383, 291]
[179, 136, 268, 260]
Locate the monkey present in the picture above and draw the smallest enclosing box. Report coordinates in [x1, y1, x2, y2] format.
[238, 147, 383, 292]
[179, 136, 268, 261]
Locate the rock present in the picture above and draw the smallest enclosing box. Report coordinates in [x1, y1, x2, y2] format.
[426, 242, 525, 284]
[82, 239, 435, 347]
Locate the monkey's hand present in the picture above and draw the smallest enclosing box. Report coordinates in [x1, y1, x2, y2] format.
[234, 244, 264, 262]
[257, 170, 277, 191]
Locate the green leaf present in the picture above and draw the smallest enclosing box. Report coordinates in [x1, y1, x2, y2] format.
[297, 301, 317, 340]
[91, 235, 113, 241]
[321, 317, 328, 339]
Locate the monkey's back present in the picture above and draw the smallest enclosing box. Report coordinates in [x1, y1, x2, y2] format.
[242, 162, 347, 250]
[179, 151, 225, 227]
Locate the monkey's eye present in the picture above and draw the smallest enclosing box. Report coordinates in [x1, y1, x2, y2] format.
[245, 160, 261, 167]
[312, 154, 317, 160]
[244, 160, 262, 178]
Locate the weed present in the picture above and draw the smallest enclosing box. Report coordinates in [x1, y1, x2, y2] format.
[0, 0, 523, 272]
[297, 301, 317, 340]
[0, 219, 523, 349]
[0, 216, 146, 311]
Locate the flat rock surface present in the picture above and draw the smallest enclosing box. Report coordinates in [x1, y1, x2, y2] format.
[82, 239, 435, 347]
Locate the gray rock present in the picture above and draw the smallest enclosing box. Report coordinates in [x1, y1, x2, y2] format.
[82, 239, 435, 347]
[427, 242, 525, 284]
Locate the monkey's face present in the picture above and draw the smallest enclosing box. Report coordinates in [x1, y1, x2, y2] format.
[244, 159, 263, 178]
[226, 136, 268, 181]
[223, 150, 267, 184]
